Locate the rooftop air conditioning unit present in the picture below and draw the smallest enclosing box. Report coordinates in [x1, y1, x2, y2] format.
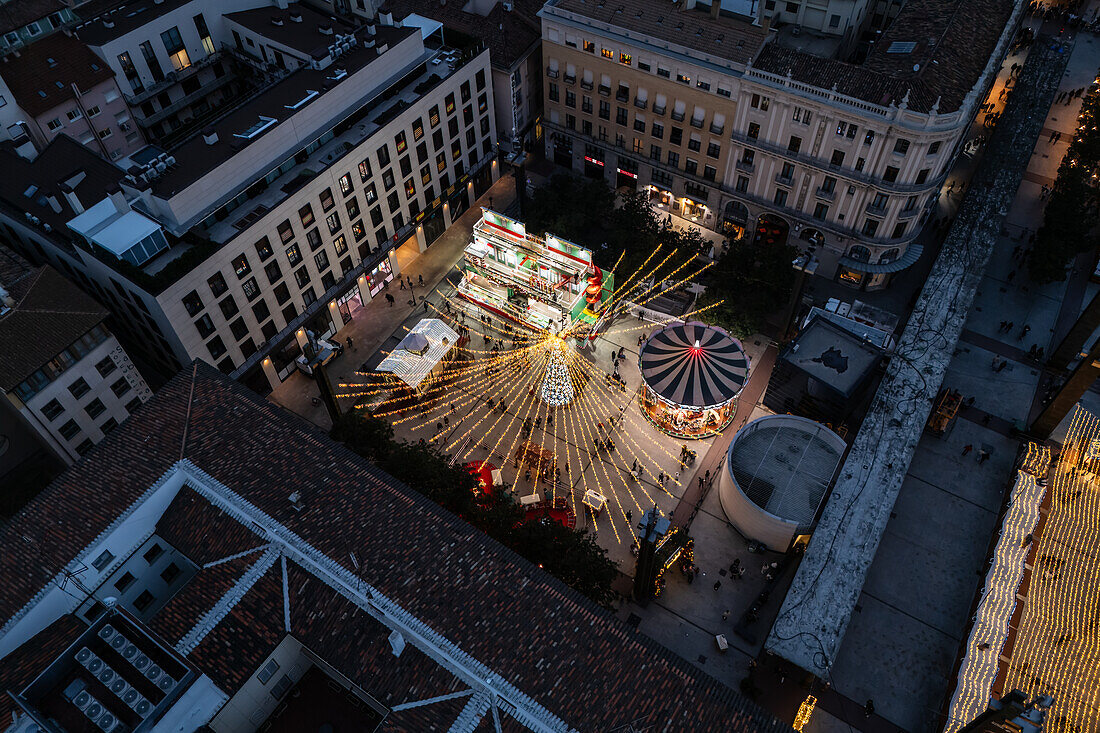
[86, 703, 104, 720]
[134, 699, 152, 717]
[121, 688, 139, 707]
[96, 711, 118, 731]
[155, 162, 167, 173]
[110, 634, 126, 651]
[99, 625, 116, 641]
[133, 654, 149, 672]
[73, 690, 93, 711]
[121, 642, 138, 661]
[158, 676, 175, 694]
[164, 156, 176, 167]
[97, 668, 115, 686]
[87, 657, 103, 674]
[76, 647, 93, 664]
[146, 665, 162, 682]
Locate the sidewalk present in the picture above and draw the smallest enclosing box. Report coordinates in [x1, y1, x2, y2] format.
[267, 172, 518, 429]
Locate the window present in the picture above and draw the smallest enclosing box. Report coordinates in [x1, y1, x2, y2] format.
[548, 82, 559, 103]
[830, 150, 845, 167]
[565, 89, 575, 108]
[377, 144, 391, 167]
[358, 158, 372, 181]
[319, 188, 335, 211]
[904, 195, 918, 212]
[793, 107, 812, 124]
[883, 166, 899, 183]
[915, 168, 930, 184]
[445, 92, 456, 115]
[346, 196, 360, 219]
[601, 48, 614, 60]
[736, 176, 749, 193]
[42, 399, 65, 421]
[59, 419, 80, 440]
[302, 287, 317, 306]
[87, 106, 100, 117]
[892, 222, 907, 239]
[143, 543, 164, 563]
[382, 170, 395, 190]
[326, 212, 341, 235]
[788, 136, 802, 153]
[46, 118, 64, 132]
[667, 151, 680, 167]
[333, 234, 348, 256]
[676, 73, 690, 85]
[219, 296, 239, 319]
[195, 13, 215, 55]
[747, 122, 760, 139]
[706, 142, 720, 158]
[314, 250, 330, 271]
[160, 27, 191, 71]
[67, 108, 82, 122]
[871, 192, 888, 210]
[255, 237, 273, 261]
[703, 164, 717, 181]
[98, 128, 113, 140]
[657, 67, 670, 78]
[670, 127, 682, 145]
[271, 675, 294, 700]
[893, 138, 910, 155]
[599, 100, 610, 120]
[232, 254, 251, 279]
[195, 315, 215, 338]
[125, 397, 142, 415]
[821, 176, 837, 193]
[395, 130, 407, 154]
[182, 290, 203, 316]
[286, 243, 302, 266]
[278, 220, 295, 244]
[299, 204, 315, 227]
[638, 60, 651, 72]
[274, 283, 291, 305]
[696, 80, 711, 92]
[252, 299, 271, 323]
[685, 159, 698, 175]
[295, 267, 311, 288]
[620, 52, 632, 65]
[688, 136, 701, 152]
[929, 140, 942, 155]
[774, 189, 789, 206]
[862, 219, 879, 237]
[652, 122, 664, 139]
[85, 398, 106, 419]
[750, 94, 770, 111]
[780, 162, 795, 181]
[242, 277, 260, 302]
[69, 378, 90, 399]
[855, 157, 866, 172]
[258, 660, 280, 685]
[161, 563, 181, 583]
[865, 130, 876, 145]
[741, 149, 755, 165]
[616, 107, 627, 125]
[813, 202, 829, 220]
[140, 41, 164, 82]
[133, 590, 155, 612]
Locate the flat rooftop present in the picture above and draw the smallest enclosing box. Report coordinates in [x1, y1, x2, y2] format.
[782, 317, 880, 398]
[547, 0, 768, 66]
[225, 3, 357, 60]
[728, 416, 844, 526]
[76, 0, 209, 46]
[150, 24, 414, 199]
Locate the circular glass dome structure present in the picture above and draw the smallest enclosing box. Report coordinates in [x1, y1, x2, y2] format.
[719, 415, 846, 552]
[638, 321, 749, 439]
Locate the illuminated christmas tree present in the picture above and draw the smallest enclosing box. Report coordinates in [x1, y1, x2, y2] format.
[540, 338, 575, 406]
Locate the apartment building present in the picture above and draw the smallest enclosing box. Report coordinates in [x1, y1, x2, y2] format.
[0, 363, 788, 733]
[75, 0, 274, 148]
[0, 31, 145, 159]
[0, 247, 150, 471]
[0, 0, 77, 54]
[539, 0, 1022, 289]
[0, 8, 498, 394]
[387, 0, 544, 154]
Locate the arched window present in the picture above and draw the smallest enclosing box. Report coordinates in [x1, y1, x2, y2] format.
[879, 248, 900, 264]
[847, 245, 871, 262]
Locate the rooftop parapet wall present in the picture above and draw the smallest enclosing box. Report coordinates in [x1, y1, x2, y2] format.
[765, 35, 1071, 675]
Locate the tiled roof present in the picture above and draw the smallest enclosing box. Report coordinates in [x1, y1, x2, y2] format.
[0, 0, 65, 35]
[0, 266, 108, 391]
[551, 0, 769, 66]
[0, 615, 85, 727]
[0, 134, 124, 238]
[75, 0, 198, 46]
[756, 0, 1015, 113]
[0, 245, 33, 294]
[225, 3, 357, 60]
[386, 0, 543, 70]
[0, 31, 116, 117]
[0, 363, 786, 731]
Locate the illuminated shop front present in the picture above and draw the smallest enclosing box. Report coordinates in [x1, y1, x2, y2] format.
[639, 321, 749, 439]
[457, 210, 614, 334]
[646, 184, 674, 209]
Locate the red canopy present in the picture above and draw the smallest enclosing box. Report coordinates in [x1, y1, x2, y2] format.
[464, 460, 497, 492]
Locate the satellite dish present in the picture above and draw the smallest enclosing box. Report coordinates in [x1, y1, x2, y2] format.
[913, 64, 920, 71]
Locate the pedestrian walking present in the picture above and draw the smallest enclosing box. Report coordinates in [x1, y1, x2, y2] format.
[1007, 269, 1016, 282]
[399, 279, 406, 290]
[418, 274, 424, 286]
[346, 336, 354, 350]
[995, 359, 1008, 373]
[961, 444, 972, 456]
[865, 700, 875, 718]
[722, 610, 730, 621]
[1019, 324, 1031, 340]
[713, 581, 721, 591]
[991, 355, 1002, 371]
[386, 293, 395, 306]
[406, 276, 413, 288]
[978, 449, 991, 464]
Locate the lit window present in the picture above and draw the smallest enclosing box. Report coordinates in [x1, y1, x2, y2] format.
[619, 52, 632, 65]
[601, 48, 614, 59]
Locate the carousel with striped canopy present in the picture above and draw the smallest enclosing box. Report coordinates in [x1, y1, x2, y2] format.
[638, 321, 749, 439]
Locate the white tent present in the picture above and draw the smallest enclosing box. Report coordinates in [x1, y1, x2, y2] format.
[375, 319, 459, 389]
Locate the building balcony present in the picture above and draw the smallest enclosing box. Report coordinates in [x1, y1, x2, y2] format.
[689, 117, 704, 129]
[546, 67, 559, 78]
[865, 202, 888, 216]
[897, 206, 919, 219]
[580, 80, 593, 90]
[775, 173, 793, 186]
[123, 52, 223, 106]
[615, 89, 629, 102]
[815, 187, 836, 201]
[563, 74, 576, 85]
[735, 160, 754, 173]
[671, 111, 685, 122]
[633, 97, 646, 110]
[710, 123, 724, 135]
[598, 85, 610, 96]
[652, 105, 665, 115]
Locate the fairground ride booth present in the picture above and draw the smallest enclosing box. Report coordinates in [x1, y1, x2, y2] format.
[458, 210, 614, 335]
[639, 322, 749, 439]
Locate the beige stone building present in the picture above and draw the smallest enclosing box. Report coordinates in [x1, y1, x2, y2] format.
[539, 0, 1023, 289]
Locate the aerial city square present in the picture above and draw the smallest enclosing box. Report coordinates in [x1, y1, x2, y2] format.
[0, 0, 1098, 730]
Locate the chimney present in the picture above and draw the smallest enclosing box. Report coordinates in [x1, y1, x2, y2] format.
[319, 24, 334, 35]
[103, 19, 114, 28]
[202, 127, 219, 145]
[290, 11, 303, 22]
[272, 17, 285, 26]
[288, 491, 304, 511]
[45, 195, 62, 213]
[59, 183, 84, 214]
[710, 0, 721, 18]
[379, 10, 393, 25]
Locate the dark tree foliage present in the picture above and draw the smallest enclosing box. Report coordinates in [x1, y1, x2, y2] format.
[332, 411, 620, 608]
[1028, 87, 1100, 284]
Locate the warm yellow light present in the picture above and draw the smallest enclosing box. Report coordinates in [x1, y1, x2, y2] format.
[793, 696, 816, 731]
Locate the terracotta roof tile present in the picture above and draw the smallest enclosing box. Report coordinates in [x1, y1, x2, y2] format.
[0, 615, 85, 727]
[0, 32, 116, 117]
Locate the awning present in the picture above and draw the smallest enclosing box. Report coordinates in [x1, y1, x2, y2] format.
[640, 321, 748, 408]
[401, 13, 443, 40]
[375, 318, 459, 388]
[839, 243, 924, 274]
[682, 193, 708, 206]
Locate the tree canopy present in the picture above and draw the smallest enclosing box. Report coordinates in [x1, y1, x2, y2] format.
[1027, 87, 1100, 284]
[332, 410, 620, 608]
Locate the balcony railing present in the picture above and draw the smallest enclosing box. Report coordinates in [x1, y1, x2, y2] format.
[735, 160, 754, 173]
[865, 202, 888, 216]
[652, 105, 665, 115]
[671, 111, 685, 122]
[689, 117, 704, 129]
[563, 74, 575, 85]
[709, 123, 724, 135]
[598, 85, 610, 96]
[633, 97, 646, 109]
[815, 187, 836, 201]
[775, 173, 793, 186]
[615, 89, 629, 102]
[581, 80, 593, 90]
[897, 207, 919, 219]
[547, 67, 559, 78]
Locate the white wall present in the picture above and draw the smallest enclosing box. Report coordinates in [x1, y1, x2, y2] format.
[210, 635, 310, 733]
